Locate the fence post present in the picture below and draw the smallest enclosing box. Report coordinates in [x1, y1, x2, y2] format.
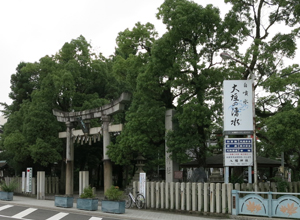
[293, 182, 298, 194]
[165, 182, 169, 209]
[133, 181, 137, 198]
[146, 182, 150, 208]
[186, 182, 191, 211]
[32, 177, 36, 195]
[55, 177, 59, 194]
[204, 182, 209, 212]
[227, 183, 233, 214]
[170, 182, 175, 210]
[37, 172, 45, 200]
[247, 183, 253, 191]
[156, 182, 160, 209]
[234, 183, 240, 191]
[259, 182, 265, 198]
[17, 176, 25, 193]
[271, 182, 277, 199]
[198, 182, 203, 212]
[151, 182, 155, 209]
[216, 183, 221, 213]
[192, 183, 197, 211]
[288, 182, 293, 193]
[175, 182, 180, 210]
[222, 183, 227, 213]
[52, 177, 56, 194]
[210, 183, 215, 213]
[79, 171, 89, 196]
[160, 182, 165, 209]
[180, 182, 185, 211]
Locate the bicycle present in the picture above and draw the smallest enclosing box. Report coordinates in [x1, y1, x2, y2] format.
[125, 187, 145, 209]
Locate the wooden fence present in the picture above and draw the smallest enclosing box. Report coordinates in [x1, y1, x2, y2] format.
[4, 176, 59, 195]
[4, 176, 300, 215]
[133, 181, 300, 214]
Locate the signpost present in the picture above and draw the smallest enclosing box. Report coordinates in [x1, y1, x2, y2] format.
[139, 173, 146, 198]
[26, 167, 32, 193]
[223, 80, 254, 184]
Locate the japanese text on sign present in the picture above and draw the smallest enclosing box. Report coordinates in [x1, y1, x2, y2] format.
[223, 80, 253, 135]
[224, 138, 253, 166]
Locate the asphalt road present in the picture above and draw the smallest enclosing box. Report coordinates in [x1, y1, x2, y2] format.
[0, 204, 120, 220]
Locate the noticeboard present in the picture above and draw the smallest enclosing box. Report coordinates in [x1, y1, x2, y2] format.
[174, 171, 183, 180]
[224, 138, 253, 166]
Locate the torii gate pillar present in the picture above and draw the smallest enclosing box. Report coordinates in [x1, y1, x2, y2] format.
[102, 116, 112, 192]
[65, 121, 74, 195]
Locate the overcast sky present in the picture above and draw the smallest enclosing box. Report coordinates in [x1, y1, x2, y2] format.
[1, 0, 297, 114]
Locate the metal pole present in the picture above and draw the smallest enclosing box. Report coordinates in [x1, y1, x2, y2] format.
[251, 71, 258, 192]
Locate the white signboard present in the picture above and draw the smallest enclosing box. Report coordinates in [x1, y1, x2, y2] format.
[223, 80, 253, 134]
[224, 138, 253, 166]
[139, 173, 146, 198]
[26, 167, 33, 193]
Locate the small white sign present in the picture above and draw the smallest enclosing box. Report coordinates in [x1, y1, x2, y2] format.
[139, 173, 146, 198]
[223, 80, 253, 134]
[26, 167, 33, 193]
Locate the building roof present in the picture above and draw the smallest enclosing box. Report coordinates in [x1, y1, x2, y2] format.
[0, 115, 7, 125]
[0, 115, 7, 133]
[181, 154, 282, 168]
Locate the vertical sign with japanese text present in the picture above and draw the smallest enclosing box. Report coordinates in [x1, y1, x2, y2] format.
[223, 80, 253, 135]
[26, 167, 32, 193]
[139, 173, 146, 198]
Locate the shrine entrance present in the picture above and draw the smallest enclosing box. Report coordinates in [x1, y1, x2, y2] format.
[53, 92, 131, 194]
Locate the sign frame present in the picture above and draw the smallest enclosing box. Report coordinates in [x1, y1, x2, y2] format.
[223, 80, 253, 135]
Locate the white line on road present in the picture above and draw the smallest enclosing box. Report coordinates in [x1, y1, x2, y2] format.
[46, 212, 69, 220]
[0, 215, 32, 220]
[0, 205, 14, 211]
[89, 217, 103, 220]
[11, 208, 37, 218]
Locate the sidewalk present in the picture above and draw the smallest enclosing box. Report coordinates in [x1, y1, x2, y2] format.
[0, 194, 288, 220]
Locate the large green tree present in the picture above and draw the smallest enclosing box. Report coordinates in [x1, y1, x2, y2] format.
[0, 36, 121, 178]
[220, 0, 300, 177]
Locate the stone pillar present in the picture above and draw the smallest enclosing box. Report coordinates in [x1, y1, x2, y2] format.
[65, 121, 74, 195]
[37, 171, 45, 200]
[165, 109, 179, 182]
[79, 171, 89, 196]
[102, 116, 112, 193]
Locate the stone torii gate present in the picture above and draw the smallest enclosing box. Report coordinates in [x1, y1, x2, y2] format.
[52, 92, 131, 194]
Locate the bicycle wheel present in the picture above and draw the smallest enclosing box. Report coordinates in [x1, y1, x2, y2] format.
[125, 194, 132, 208]
[135, 194, 145, 209]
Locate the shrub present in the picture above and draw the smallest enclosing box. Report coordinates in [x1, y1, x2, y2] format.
[0, 180, 18, 192]
[80, 186, 95, 199]
[104, 186, 124, 201]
